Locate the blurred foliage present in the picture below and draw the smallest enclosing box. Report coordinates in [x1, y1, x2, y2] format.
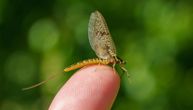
[1, 0, 193, 110]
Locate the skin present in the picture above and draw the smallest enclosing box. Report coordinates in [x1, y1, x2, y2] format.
[49, 65, 120, 110]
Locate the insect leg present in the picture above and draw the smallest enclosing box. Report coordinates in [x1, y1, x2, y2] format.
[112, 62, 116, 73]
[119, 65, 130, 78]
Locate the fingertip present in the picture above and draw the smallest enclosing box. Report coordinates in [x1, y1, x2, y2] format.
[49, 65, 120, 110]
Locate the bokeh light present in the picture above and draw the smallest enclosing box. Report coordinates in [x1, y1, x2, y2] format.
[28, 19, 60, 52]
[4, 52, 36, 85]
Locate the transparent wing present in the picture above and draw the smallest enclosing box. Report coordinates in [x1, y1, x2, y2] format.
[88, 10, 116, 60]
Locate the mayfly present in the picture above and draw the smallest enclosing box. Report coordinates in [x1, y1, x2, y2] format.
[22, 10, 128, 90]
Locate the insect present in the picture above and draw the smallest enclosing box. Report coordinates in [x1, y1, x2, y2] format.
[64, 10, 128, 75]
[22, 10, 128, 90]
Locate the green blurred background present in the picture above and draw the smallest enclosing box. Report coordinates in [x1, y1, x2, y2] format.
[1, 0, 193, 110]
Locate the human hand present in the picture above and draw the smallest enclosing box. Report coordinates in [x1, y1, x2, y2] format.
[49, 65, 120, 110]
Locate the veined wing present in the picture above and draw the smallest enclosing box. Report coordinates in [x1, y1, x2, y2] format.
[88, 11, 116, 60]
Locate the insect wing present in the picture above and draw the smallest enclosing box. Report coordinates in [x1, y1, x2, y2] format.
[88, 11, 116, 60]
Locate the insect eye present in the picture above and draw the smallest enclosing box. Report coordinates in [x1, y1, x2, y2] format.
[120, 60, 124, 64]
[119, 60, 126, 64]
[116, 57, 126, 64]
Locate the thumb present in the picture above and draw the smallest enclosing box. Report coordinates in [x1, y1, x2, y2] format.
[49, 65, 120, 110]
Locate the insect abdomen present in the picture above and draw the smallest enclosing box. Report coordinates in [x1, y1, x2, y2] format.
[64, 58, 110, 72]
